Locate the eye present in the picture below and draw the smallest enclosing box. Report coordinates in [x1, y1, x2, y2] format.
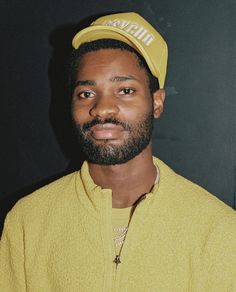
[76, 90, 95, 99]
[119, 88, 135, 95]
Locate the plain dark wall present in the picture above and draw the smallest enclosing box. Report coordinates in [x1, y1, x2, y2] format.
[1, 0, 236, 233]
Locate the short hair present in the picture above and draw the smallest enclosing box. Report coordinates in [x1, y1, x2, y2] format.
[69, 39, 160, 95]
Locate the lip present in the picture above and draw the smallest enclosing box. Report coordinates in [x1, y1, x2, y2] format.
[90, 123, 124, 140]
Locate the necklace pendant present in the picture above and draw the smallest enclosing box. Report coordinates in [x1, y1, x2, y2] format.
[114, 255, 121, 266]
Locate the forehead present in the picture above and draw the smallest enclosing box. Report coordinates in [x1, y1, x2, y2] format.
[76, 49, 149, 82]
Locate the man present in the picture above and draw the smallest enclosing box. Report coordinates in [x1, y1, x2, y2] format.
[1, 12, 236, 292]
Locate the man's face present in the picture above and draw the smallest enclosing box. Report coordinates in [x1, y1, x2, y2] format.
[72, 49, 155, 165]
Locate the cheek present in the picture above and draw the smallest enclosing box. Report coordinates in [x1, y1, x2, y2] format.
[71, 102, 87, 125]
[121, 99, 152, 121]
[71, 101, 90, 124]
[71, 101, 79, 122]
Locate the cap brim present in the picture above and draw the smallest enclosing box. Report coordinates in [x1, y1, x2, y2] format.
[72, 25, 158, 81]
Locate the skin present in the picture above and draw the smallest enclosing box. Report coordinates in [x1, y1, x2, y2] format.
[72, 49, 165, 208]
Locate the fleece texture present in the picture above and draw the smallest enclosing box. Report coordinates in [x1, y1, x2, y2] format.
[1, 157, 236, 291]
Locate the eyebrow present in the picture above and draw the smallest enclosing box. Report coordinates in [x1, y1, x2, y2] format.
[74, 75, 140, 89]
[109, 75, 139, 82]
[74, 80, 96, 87]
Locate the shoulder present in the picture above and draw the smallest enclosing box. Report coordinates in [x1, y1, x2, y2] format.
[5, 171, 80, 225]
[153, 156, 236, 221]
[153, 157, 236, 269]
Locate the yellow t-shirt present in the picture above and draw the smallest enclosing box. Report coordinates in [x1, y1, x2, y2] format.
[112, 166, 160, 255]
[112, 207, 131, 254]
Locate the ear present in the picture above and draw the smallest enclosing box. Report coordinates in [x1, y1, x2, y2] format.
[153, 89, 166, 118]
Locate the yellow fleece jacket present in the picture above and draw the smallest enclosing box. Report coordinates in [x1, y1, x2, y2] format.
[1, 157, 236, 292]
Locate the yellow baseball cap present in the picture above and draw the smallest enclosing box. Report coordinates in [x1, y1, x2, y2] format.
[72, 12, 168, 88]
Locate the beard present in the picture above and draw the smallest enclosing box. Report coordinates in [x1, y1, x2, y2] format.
[73, 109, 154, 165]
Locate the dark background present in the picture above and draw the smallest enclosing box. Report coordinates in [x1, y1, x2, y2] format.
[1, 0, 236, 234]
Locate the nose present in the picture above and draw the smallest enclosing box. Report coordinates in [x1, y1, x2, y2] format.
[89, 94, 119, 119]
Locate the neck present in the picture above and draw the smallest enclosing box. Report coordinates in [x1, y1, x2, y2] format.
[88, 144, 157, 208]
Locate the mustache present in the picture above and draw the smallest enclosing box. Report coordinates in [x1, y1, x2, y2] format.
[82, 117, 131, 132]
